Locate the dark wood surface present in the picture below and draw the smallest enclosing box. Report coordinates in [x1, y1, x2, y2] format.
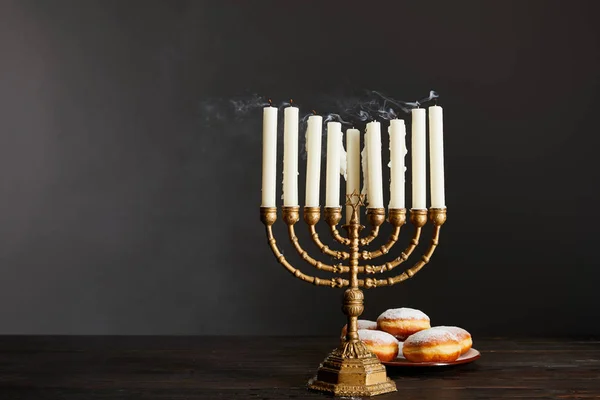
[0, 336, 598, 399]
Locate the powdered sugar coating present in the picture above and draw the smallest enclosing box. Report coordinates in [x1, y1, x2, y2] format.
[357, 320, 378, 330]
[358, 329, 398, 346]
[436, 326, 470, 338]
[377, 307, 429, 322]
[404, 327, 459, 346]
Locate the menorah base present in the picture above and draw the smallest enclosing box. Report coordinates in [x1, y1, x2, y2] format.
[307, 348, 397, 397]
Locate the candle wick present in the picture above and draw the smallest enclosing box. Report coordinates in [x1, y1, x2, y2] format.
[268, 98, 272, 106]
[312, 110, 317, 115]
[290, 99, 294, 106]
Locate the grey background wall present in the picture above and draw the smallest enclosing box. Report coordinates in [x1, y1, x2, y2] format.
[0, 0, 598, 336]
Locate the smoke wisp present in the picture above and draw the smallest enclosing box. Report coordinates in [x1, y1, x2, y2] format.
[197, 90, 439, 159]
[199, 90, 439, 126]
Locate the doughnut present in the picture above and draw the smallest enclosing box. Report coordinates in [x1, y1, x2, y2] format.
[377, 307, 431, 340]
[340, 319, 378, 339]
[436, 326, 472, 355]
[402, 327, 462, 363]
[357, 329, 399, 362]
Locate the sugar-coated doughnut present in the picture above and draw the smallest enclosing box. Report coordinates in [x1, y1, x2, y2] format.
[340, 319, 378, 339]
[377, 307, 431, 340]
[436, 326, 472, 355]
[402, 327, 462, 363]
[357, 329, 399, 362]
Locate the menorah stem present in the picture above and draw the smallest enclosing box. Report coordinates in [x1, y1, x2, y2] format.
[344, 220, 362, 344]
[348, 227, 360, 289]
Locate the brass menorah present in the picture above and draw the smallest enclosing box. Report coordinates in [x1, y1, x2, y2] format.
[260, 190, 447, 397]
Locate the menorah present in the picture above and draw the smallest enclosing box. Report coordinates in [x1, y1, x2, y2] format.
[260, 197, 446, 397]
[259, 100, 447, 397]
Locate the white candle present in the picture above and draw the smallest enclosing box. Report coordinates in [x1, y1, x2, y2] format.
[366, 121, 384, 209]
[411, 108, 426, 209]
[388, 119, 406, 209]
[429, 105, 445, 208]
[305, 115, 323, 207]
[282, 106, 299, 206]
[345, 129, 360, 222]
[261, 106, 278, 207]
[361, 133, 368, 200]
[325, 122, 342, 207]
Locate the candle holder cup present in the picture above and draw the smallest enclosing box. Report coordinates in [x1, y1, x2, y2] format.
[260, 192, 446, 397]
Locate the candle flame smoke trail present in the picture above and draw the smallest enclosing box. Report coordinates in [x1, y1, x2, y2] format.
[419, 90, 439, 105]
[378, 108, 397, 120]
[229, 93, 271, 115]
[199, 90, 438, 127]
[197, 89, 439, 162]
[369, 90, 437, 114]
[323, 113, 352, 125]
[357, 110, 370, 121]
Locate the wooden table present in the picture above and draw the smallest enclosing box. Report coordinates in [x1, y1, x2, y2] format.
[0, 336, 598, 399]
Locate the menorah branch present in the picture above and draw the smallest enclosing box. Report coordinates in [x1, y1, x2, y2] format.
[361, 208, 447, 288]
[283, 206, 351, 274]
[260, 207, 349, 288]
[362, 209, 427, 272]
[360, 208, 406, 260]
[304, 207, 350, 261]
[324, 207, 351, 246]
[359, 208, 386, 246]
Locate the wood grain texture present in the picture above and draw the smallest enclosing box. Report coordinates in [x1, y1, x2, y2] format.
[0, 336, 598, 399]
